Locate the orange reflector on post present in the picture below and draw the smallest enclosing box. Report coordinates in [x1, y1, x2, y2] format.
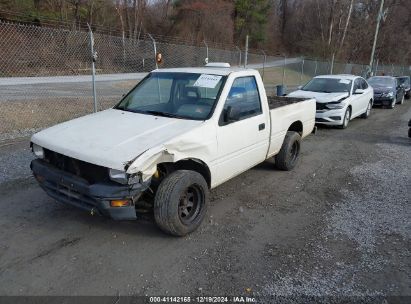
[110, 200, 130, 207]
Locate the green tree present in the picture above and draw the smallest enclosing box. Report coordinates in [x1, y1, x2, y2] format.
[234, 0, 270, 47]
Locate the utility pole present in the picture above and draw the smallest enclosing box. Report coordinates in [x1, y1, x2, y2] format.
[369, 0, 385, 76]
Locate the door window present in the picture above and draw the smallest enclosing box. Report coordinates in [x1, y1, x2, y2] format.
[220, 76, 262, 124]
[353, 79, 362, 93]
[360, 78, 369, 89]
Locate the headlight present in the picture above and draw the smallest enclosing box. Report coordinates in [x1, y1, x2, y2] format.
[326, 102, 345, 109]
[382, 92, 394, 97]
[31, 143, 44, 158]
[109, 169, 128, 184]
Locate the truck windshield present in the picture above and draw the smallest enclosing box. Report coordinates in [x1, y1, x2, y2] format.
[302, 78, 352, 93]
[115, 72, 225, 120]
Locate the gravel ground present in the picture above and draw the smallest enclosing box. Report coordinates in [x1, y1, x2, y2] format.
[0, 102, 410, 302]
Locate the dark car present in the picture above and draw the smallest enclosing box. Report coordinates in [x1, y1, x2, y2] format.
[368, 76, 405, 109]
[396, 76, 410, 99]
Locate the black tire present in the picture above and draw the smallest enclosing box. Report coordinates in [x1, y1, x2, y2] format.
[154, 170, 208, 236]
[409, 128, 411, 138]
[388, 98, 396, 109]
[339, 107, 351, 129]
[361, 101, 372, 119]
[405, 92, 410, 100]
[275, 131, 301, 171]
[397, 94, 404, 105]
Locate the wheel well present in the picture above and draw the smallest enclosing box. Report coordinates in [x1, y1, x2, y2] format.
[158, 159, 211, 188]
[288, 121, 303, 135]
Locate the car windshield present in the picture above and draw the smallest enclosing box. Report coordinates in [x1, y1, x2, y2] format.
[115, 72, 226, 120]
[397, 77, 410, 86]
[368, 77, 395, 88]
[301, 78, 352, 93]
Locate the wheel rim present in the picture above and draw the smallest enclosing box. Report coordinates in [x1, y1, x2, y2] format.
[178, 185, 202, 225]
[344, 109, 350, 126]
[289, 141, 300, 164]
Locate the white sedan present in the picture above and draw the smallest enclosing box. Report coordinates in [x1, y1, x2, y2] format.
[288, 75, 374, 129]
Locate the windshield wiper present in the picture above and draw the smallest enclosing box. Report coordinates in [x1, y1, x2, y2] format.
[143, 110, 184, 119]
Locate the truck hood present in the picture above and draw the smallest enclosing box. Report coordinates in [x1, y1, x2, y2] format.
[287, 90, 349, 103]
[31, 109, 203, 170]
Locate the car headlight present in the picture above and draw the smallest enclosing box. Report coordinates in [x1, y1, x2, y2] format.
[382, 92, 394, 97]
[108, 169, 140, 185]
[31, 143, 44, 158]
[109, 169, 128, 184]
[326, 102, 345, 109]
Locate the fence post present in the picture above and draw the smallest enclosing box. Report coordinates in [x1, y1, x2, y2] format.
[330, 53, 335, 74]
[147, 33, 158, 69]
[261, 50, 267, 81]
[300, 57, 305, 84]
[374, 58, 379, 76]
[244, 35, 249, 68]
[235, 46, 242, 67]
[203, 40, 209, 64]
[282, 55, 287, 86]
[314, 59, 318, 76]
[87, 23, 98, 113]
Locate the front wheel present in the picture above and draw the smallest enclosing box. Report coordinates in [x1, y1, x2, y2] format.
[339, 107, 351, 129]
[275, 131, 301, 171]
[361, 101, 372, 119]
[388, 98, 396, 109]
[154, 170, 208, 236]
[397, 94, 404, 105]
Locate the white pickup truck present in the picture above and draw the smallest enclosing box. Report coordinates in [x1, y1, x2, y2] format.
[30, 64, 315, 236]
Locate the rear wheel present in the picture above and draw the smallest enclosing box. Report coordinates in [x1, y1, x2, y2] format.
[339, 107, 351, 129]
[275, 131, 301, 171]
[154, 170, 208, 236]
[361, 101, 372, 119]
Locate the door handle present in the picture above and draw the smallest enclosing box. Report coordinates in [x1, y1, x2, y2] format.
[258, 123, 265, 131]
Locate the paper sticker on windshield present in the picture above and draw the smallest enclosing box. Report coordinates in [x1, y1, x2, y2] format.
[193, 74, 222, 88]
[339, 79, 350, 84]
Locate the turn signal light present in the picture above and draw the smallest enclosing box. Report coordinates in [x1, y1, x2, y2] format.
[110, 200, 130, 207]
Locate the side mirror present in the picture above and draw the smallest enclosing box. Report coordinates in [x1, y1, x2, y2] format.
[224, 105, 241, 123]
[354, 88, 365, 94]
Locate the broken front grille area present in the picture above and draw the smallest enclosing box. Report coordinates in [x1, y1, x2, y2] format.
[44, 149, 109, 184]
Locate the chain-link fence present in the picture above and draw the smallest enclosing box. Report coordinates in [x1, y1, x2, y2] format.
[0, 21, 410, 141]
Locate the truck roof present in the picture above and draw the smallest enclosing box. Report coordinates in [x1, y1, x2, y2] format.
[153, 66, 256, 76]
[315, 74, 358, 80]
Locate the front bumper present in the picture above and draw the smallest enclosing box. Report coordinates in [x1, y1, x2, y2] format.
[315, 109, 345, 125]
[31, 159, 148, 220]
[373, 97, 394, 106]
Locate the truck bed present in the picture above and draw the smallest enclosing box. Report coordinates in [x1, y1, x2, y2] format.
[267, 95, 309, 110]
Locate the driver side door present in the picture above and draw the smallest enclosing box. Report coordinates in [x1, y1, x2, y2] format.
[214, 76, 269, 185]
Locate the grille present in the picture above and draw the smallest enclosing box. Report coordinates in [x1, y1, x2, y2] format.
[44, 149, 109, 184]
[316, 102, 327, 111]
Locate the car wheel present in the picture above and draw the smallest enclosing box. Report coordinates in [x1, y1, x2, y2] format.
[339, 107, 351, 129]
[389, 98, 396, 109]
[361, 101, 372, 119]
[409, 128, 411, 138]
[154, 170, 208, 236]
[397, 94, 404, 105]
[275, 131, 301, 171]
[405, 92, 410, 100]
